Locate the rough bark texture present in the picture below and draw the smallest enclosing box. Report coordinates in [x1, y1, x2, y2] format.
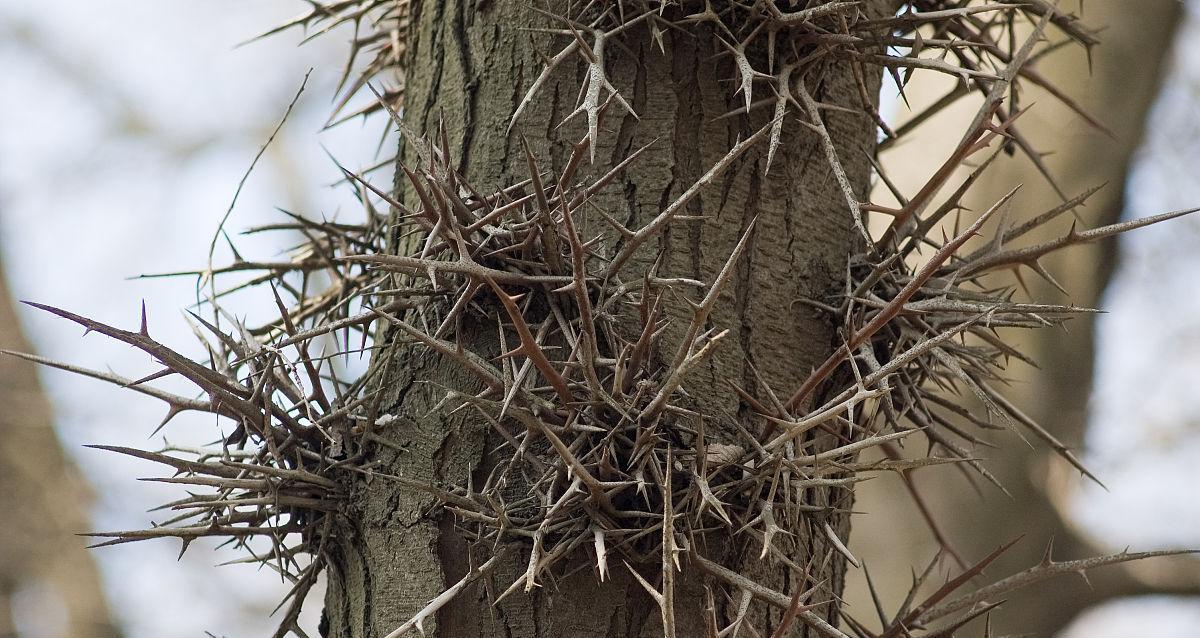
[0, 261, 122, 638]
[321, 2, 892, 636]
[847, 1, 1187, 635]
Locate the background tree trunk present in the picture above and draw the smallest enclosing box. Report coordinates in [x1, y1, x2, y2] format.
[846, 2, 1191, 635]
[321, 1, 894, 636]
[0, 260, 121, 638]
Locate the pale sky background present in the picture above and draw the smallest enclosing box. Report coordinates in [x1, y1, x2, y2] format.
[0, 2, 1197, 637]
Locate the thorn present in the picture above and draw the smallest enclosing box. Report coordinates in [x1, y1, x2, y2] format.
[139, 300, 150, 337]
[1041, 536, 1056, 567]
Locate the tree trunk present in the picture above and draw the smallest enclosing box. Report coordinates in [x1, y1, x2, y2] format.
[846, 1, 1187, 635]
[322, 1, 892, 636]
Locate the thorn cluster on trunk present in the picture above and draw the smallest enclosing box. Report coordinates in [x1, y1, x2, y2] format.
[10, 2, 1200, 637]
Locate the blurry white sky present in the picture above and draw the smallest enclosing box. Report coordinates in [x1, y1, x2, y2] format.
[0, 2, 387, 636]
[0, 2, 1197, 637]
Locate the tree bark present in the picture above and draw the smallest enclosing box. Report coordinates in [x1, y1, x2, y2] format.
[322, 1, 893, 636]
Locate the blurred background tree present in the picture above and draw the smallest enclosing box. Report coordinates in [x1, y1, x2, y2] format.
[0, 261, 120, 637]
[848, 1, 1200, 635]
